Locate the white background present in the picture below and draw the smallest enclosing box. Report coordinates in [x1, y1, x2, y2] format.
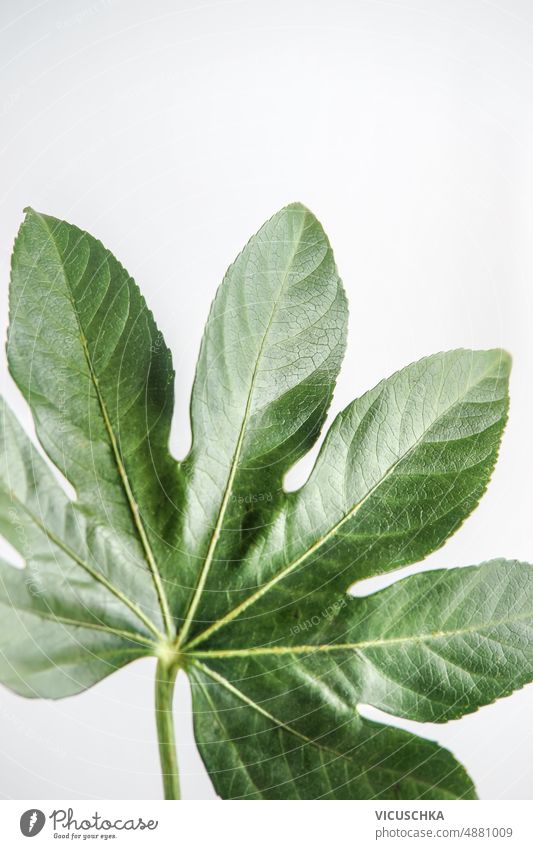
[0, 0, 532, 800]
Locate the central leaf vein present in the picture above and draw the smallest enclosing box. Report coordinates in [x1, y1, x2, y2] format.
[38, 213, 174, 639]
[176, 217, 308, 647]
[184, 359, 503, 650]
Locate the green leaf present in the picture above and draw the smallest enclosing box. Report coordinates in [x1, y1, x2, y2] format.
[177, 203, 347, 638]
[345, 559, 533, 722]
[184, 348, 510, 643]
[188, 559, 533, 797]
[189, 661, 476, 799]
[0, 557, 150, 698]
[0, 398, 163, 636]
[8, 207, 181, 636]
[1, 203, 531, 800]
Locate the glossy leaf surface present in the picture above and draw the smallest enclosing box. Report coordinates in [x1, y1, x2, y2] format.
[1, 204, 531, 799]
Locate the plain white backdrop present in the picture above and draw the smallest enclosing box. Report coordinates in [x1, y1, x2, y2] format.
[0, 0, 532, 800]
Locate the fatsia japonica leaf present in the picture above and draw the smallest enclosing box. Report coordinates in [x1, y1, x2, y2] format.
[0, 203, 532, 801]
[182, 347, 511, 641]
[177, 204, 348, 628]
[7, 207, 181, 635]
[0, 398, 154, 697]
[189, 558, 533, 799]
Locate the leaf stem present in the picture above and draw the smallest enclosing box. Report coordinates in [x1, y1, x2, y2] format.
[155, 659, 181, 800]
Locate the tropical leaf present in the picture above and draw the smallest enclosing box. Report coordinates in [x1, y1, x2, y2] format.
[189, 559, 533, 798]
[0, 203, 531, 800]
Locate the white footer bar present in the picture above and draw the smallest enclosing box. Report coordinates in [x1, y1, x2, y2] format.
[1, 799, 531, 848]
